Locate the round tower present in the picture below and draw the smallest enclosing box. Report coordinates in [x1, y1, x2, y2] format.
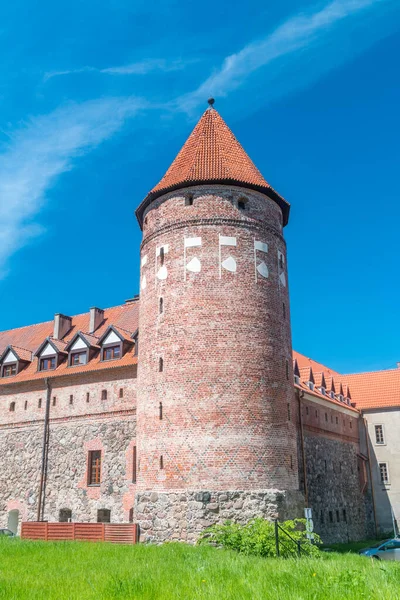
[135, 102, 304, 541]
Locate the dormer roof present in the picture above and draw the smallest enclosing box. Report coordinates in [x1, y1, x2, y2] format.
[34, 337, 68, 358]
[136, 104, 290, 227]
[98, 325, 135, 346]
[65, 331, 100, 352]
[0, 345, 32, 364]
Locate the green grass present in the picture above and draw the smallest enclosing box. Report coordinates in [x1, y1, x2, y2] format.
[0, 538, 399, 599]
[323, 539, 387, 554]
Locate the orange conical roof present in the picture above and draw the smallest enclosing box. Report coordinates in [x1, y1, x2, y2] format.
[136, 104, 290, 226]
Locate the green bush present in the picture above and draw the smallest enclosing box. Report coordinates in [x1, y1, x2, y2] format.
[198, 518, 322, 558]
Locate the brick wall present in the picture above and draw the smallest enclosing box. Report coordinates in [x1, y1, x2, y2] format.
[136, 184, 299, 494]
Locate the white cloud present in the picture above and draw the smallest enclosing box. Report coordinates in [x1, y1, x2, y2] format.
[180, 0, 384, 110]
[44, 58, 190, 81]
[0, 97, 144, 278]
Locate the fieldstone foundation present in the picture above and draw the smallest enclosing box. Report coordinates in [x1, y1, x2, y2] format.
[135, 489, 305, 542]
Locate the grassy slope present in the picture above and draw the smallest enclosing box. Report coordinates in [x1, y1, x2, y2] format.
[0, 539, 399, 600]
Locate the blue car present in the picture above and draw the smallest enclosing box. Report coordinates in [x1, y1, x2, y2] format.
[359, 539, 400, 560]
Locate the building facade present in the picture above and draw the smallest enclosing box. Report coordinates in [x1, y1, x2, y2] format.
[0, 103, 396, 543]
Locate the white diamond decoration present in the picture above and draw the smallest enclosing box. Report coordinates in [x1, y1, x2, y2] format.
[221, 256, 237, 273]
[141, 275, 147, 290]
[257, 262, 269, 278]
[156, 266, 168, 280]
[279, 272, 286, 287]
[186, 257, 201, 273]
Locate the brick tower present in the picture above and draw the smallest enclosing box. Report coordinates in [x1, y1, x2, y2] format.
[135, 101, 304, 541]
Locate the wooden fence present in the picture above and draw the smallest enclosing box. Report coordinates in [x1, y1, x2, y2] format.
[21, 522, 138, 544]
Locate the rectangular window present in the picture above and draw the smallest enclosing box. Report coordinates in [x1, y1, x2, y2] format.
[69, 395, 73, 405]
[119, 388, 124, 398]
[379, 462, 389, 484]
[375, 425, 384, 445]
[39, 356, 56, 371]
[102, 345, 121, 361]
[70, 351, 87, 366]
[88, 450, 102, 486]
[101, 390, 107, 400]
[132, 446, 137, 483]
[2, 364, 17, 377]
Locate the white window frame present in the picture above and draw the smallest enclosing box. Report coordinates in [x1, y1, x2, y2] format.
[374, 424, 385, 445]
[378, 462, 390, 485]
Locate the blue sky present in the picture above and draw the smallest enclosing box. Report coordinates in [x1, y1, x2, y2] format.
[0, 0, 399, 373]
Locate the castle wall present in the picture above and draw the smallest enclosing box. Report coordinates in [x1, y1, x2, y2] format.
[297, 392, 375, 543]
[0, 367, 137, 531]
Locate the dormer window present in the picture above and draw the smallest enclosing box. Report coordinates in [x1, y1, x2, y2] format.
[330, 391, 335, 399]
[70, 351, 88, 366]
[308, 381, 314, 391]
[294, 375, 300, 385]
[40, 356, 56, 371]
[2, 363, 17, 377]
[320, 387, 326, 396]
[338, 394, 344, 402]
[102, 345, 121, 361]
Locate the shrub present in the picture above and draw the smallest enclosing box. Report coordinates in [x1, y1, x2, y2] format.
[198, 518, 322, 558]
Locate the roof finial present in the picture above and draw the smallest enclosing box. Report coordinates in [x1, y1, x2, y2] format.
[207, 97, 215, 108]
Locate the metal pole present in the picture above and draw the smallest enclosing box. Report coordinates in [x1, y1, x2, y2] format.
[275, 519, 280, 557]
[37, 378, 51, 521]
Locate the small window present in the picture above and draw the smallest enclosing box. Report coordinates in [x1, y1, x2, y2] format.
[331, 415, 333, 423]
[336, 510, 340, 522]
[97, 509, 110, 523]
[330, 391, 335, 399]
[287, 403, 291, 421]
[9, 402, 15, 412]
[159, 357, 164, 372]
[283, 302, 286, 319]
[285, 360, 289, 380]
[160, 455, 164, 469]
[342, 509, 347, 523]
[38, 398, 42, 408]
[24, 401, 28, 410]
[290, 454, 293, 469]
[159, 402, 163, 420]
[2, 363, 17, 377]
[101, 390, 107, 401]
[320, 511, 324, 524]
[59, 508, 72, 523]
[324, 459, 327, 471]
[39, 356, 56, 371]
[86, 392, 90, 403]
[350, 421, 352, 429]
[70, 351, 87, 366]
[69, 395, 73, 405]
[379, 462, 389, 484]
[308, 382, 314, 391]
[294, 375, 300, 385]
[306, 406, 309, 415]
[329, 511, 333, 523]
[321, 387, 326, 396]
[185, 195, 193, 207]
[336, 416, 338, 424]
[52, 396, 56, 407]
[132, 446, 137, 483]
[88, 450, 102, 486]
[159, 297, 164, 314]
[160, 247, 165, 266]
[102, 345, 121, 361]
[279, 254, 285, 269]
[119, 388, 124, 399]
[325, 413, 328, 422]
[375, 425, 384, 445]
[238, 197, 247, 210]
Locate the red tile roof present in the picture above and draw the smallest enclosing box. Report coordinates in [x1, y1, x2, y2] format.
[136, 106, 290, 227]
[0, 302, 139, 386]
[345, 369, 400, 410]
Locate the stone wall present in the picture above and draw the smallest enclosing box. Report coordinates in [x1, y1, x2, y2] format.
[303, 433, 374, 543]
[135, 489, 305, 542]
[0, 414, 136, 530]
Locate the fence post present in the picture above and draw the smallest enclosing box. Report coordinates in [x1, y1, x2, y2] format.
[274, 519, 280, 557]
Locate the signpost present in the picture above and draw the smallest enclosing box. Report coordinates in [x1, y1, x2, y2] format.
[304, 507, 314, 541]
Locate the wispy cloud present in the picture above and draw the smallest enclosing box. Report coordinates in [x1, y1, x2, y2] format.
[180, 0, 384, 110]
[44, 58, 191, 81]
[0, 97, 144, 278]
